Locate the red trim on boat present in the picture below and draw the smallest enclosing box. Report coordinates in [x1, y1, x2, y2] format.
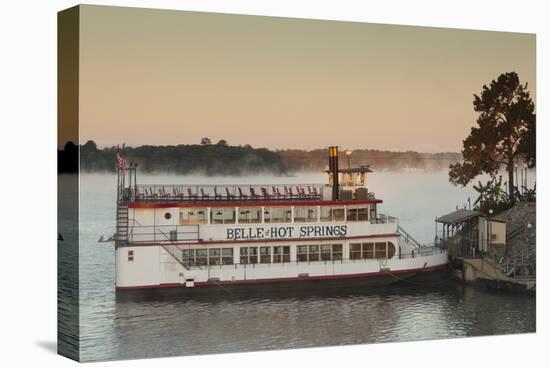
[115, 263, 449, 290]
[116, 233, 400, 248]
[128, 199, 383, 209]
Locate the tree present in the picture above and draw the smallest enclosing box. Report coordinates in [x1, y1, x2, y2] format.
[449, 72, 536, 201]
[517, 111, 536, 168]
[82, 140, 97, 151]
[216, 139, 228, 146]
[200, 137, 211, 145]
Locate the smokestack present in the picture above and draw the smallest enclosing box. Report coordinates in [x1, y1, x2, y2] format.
[329, 146, 339, 200]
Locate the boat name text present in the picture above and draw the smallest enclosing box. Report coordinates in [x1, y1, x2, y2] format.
[226, 225, 347, 240]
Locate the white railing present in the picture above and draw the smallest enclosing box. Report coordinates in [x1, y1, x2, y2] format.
[129, 224, 199, 243]
[371, 213, 398, 224]
[128, 183, 325, 203]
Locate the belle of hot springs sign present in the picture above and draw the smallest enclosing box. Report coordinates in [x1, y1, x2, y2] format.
[226, 224, 348, 240]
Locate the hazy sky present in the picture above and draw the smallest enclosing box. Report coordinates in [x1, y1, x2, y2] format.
[78, 5, 536, 152]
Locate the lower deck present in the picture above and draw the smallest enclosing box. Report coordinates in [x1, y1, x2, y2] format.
[116, 237, 447, 290]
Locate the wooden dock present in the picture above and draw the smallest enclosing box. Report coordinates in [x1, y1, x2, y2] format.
[455, 256, 535, 293]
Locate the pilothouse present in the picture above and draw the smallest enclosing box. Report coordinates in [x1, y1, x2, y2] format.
[114, 146, 448, 291]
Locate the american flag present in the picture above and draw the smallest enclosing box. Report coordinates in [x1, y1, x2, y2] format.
[116, 150, 127, 172]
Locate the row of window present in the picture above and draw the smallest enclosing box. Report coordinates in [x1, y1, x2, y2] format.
[182, 248, 234, 266]
[175, 244, 346, 265]
[180, 246, 292, 266]
[178, 206, 374, 225]
[136, 242, 396, 264]
[297, 244, 343, 262]
[349, 242, 396, 260]
[240, 246, 291, 264]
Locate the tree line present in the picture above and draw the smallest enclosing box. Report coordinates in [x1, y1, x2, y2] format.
[74, 140, 287, 175]
[278, 149, 461, 172]
[58, 140, 463, 175]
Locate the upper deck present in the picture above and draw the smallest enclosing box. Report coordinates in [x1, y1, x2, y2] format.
[114, 146, 388, 245]
[119, 182, 378, 206]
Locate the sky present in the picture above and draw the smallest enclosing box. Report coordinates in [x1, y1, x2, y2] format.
[77, 5, 536, 152]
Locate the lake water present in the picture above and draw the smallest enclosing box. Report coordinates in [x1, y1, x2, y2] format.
[63, 171, 536, 362]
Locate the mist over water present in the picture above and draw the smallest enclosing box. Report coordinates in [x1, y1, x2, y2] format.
[70, 171, 535, 362]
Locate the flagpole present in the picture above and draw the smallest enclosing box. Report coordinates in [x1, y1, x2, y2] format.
[116, 149, 120, 204]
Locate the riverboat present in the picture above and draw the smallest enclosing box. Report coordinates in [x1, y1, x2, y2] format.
[114, 147, 448, 292]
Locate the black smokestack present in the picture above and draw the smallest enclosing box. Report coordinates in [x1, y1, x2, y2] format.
[329, 146, 339, 200]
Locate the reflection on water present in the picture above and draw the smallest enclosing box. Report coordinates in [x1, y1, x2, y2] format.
[107, 284, 534, 360]
[58, 174, 80, 360]
[67, 172, 535, 362]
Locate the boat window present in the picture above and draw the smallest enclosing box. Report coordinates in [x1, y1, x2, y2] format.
[284, 246, 291, 260]
[273, 246, 291, 263]
[212, 210, 223, 224]
[239, 247, 249, 264]
[260, 246, 271, 263]
[209, 248, 221, 265]
[296, 245, 323, 262]
[211, 207, 236, 224]
[332, 244, 343, 260]
[195, 249, 208, 266]
[320, 207, 332, 222]
[264, 207, 291, 223]
[321, 244, 331, 261]
[375, 242, 387, 259]
[363, 243, 375, 259]
[297, 245, 308, 262]
[294, 206, 318, 223]
[181, 249, 194, 266]
[350, 243, 362, 259]
[249, 247, 258, 264]
[127, 250, 134, 262]
[346, 206, 369, 221]
[333, 207, 345, 221]
[223, 208, 236, 224]
[221, 248, 233, 265]
[350, 242, 393, 259]
[387, 242, 396, 259]
[238, 207, 262, 224]
[273, 246, 282, 263]
[240, 247, 258, 264]
[320, 206, 345, 222]
[308, 245, 320, 261]
[180, 208, 208, 224]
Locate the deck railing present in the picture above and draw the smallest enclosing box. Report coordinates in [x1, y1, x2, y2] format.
[371, 213, 398, 224]
[129, 224, 200, 243]
[121, 183, 326, 203]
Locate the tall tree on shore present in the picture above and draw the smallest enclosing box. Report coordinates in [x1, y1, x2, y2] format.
[517, 110, 536, 168]
[449, 72, 536, 201]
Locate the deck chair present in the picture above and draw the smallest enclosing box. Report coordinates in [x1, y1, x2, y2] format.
[225, 187, 236, 200]
[238, 187, 249, 199]
[187, 188, 198, 200]
[272, 186, 282, 199]
[200, 188, 210, 200]
[249, 187, 261, 199]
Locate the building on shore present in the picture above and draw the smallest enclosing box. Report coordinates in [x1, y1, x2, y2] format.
[435, 209, 506, 259]
[436, 202, 536, 293]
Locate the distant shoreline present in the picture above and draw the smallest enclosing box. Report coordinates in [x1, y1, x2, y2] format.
[58, 140, 462, 175]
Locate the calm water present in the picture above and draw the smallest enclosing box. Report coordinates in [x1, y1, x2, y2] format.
[65, 171, 535, 362]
